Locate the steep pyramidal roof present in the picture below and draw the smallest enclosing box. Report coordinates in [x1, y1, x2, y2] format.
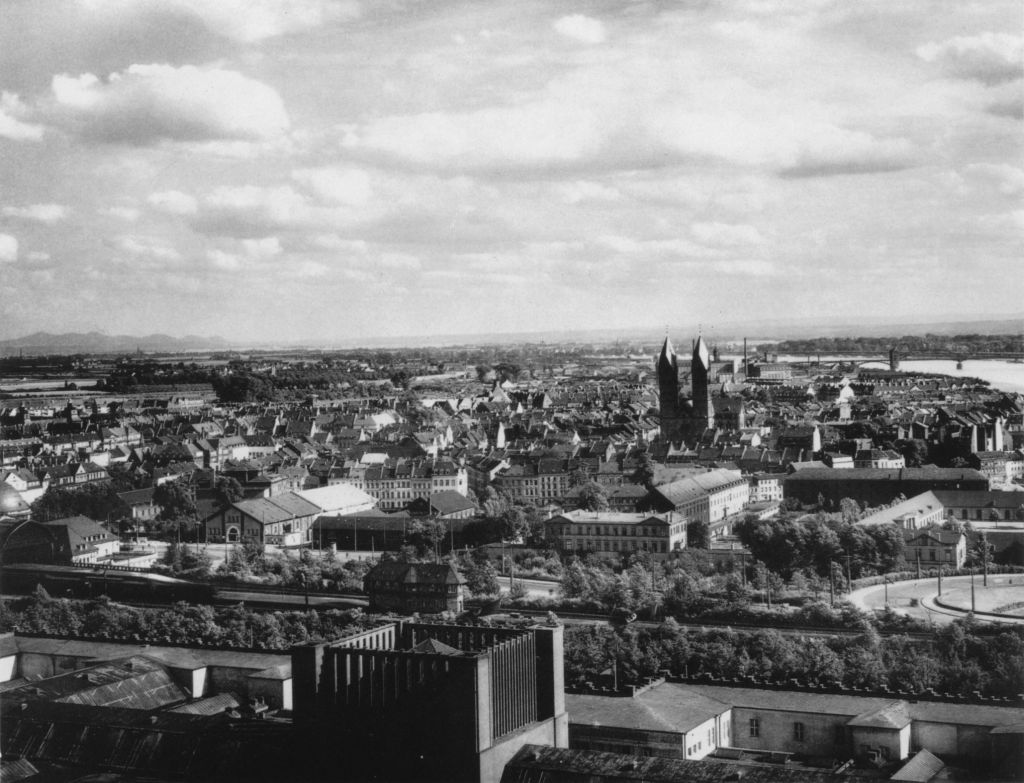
[411, 637, 462, 656]
[657, 336, 677, 373]
[692, 335, 711, 370]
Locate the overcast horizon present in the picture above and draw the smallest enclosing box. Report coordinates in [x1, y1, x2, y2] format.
[1, 1, 1021, 344]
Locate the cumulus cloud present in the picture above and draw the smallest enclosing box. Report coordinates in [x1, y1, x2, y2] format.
[917, 33, 1024, 85]
[0, 93, 44, 141]
[978, 209, 1024, 234]
[240, 236, 283, 259]
[377, 252, 421, 270]
[778, 126, 915, 178]
[311, 235, 369, 253]
[292, 167, 373, 205]
[196, 185, 311, 235]
[553, 15, 607, 45]
[101, 206, 141, 221]
[555, 180, 621, 204]
[206, 235, 282, 271]
[986, 96, 1023, 119]
[43, 64, 289, 144]
[2, 204, 69, 223]
[342, 63, 916, 179]
[341, 99, 605, 171]
[0, 234, 19, 263]
[112, 234, 182, 262]
[148, 190, 199, 215]
[964, 163, 1024, 196]
[691, 222, 764, 247]
[77, 0, 359, 43]
[207, 249, 242, 271]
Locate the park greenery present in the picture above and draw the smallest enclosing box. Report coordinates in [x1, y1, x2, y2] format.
[0, 589, 370, 649]
[563, 618, 1024, 700]
[2, 588, 1019, 701]
[735, 509, 905, 580]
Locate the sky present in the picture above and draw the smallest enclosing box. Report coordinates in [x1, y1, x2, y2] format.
[0, 0, 1021, 344]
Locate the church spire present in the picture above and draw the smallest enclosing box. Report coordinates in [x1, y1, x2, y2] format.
[657, 334, 677, 374]
[693, 333, 711, 371]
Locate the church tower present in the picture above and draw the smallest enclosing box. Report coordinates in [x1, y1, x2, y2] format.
[656, 336, 679, 438]
[691, 334, 714, 430]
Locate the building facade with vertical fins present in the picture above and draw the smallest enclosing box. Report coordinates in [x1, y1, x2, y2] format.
[292, 619, 568, 783]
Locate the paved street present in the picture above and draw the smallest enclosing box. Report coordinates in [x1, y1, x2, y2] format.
[496, 575, 561, 599]
[848, 574, 1024, 627]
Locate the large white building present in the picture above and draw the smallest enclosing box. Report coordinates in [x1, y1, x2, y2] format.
[855, 491, 945, 530]
[649, 469, 750, 528]
[544, 510, 687, 560]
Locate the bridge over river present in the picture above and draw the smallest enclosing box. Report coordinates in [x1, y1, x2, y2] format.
[783, 348, 1024, 371]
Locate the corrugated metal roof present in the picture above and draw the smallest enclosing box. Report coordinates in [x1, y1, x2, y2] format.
[169, 692, 240, 715]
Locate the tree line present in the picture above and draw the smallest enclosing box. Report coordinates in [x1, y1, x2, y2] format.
[563, 618, 1024, 700]
[0, 589, 369, 650]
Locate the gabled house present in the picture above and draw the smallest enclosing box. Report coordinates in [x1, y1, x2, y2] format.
[363, 561, 465, 614]
[203, 492, 321, 546]
[903, 525, 966, 569]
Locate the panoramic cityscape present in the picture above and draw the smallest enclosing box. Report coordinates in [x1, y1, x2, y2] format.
[1, 1, 1023, 782]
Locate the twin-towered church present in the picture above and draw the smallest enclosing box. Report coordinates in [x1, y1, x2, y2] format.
[656, 333, 731, 443]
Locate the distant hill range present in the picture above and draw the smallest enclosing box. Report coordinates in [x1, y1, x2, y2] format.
[702, 315, 1024, 344]
[0, 313, 1021, 354]
[0, 331, 229, 356]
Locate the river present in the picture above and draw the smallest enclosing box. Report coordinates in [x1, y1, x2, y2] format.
[770, 356, 1024, 395]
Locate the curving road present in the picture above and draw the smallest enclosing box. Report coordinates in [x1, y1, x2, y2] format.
[847, 574, 1024, 627]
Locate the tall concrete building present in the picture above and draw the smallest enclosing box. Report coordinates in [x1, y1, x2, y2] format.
[292, 619, 568, 783]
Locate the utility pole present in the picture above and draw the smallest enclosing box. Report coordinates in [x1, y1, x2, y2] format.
[970, 568, 976, 613]
[981, 531, 989, 587]
[829, 561, 835, 607]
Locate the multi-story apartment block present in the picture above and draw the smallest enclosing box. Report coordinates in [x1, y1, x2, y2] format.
[37, 461, 109, 488]
[494, 458, 572, 504]
[544, 509, 686, 559]
[346, 458, 468, 511]
[748, 472, 784, 503]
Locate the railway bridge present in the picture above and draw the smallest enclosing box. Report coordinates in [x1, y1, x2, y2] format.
[789, 347, 1024, 371]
